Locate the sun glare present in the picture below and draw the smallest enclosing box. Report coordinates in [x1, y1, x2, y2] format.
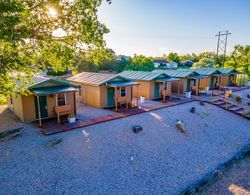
[47, 7, 58, 18]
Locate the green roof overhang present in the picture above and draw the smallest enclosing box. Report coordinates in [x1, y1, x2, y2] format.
[29, 78, 80, 89]
[32, 86, 77, 95]
[213, 73, 229, 76]
[189, 75, 209, 79]
[106, 81, 139, 87]
[155, 78, 180, 82]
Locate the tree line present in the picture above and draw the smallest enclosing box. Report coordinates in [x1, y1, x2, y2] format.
[0, 0, 249, 101]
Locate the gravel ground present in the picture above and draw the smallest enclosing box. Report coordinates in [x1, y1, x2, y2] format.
[0, 105, 23, 132]
[0, 102, 250, 194]
[200, 153, 250, 194]
[76, 103, 117, 120]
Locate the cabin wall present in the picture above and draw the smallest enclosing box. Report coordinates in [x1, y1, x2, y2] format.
[22, 95, 36, 122]
[77, 83, 102, 108]
[171, 78, 187, 94]
[132, 81, 152, 100]
[100, 86, 108, 108]
[220, 75, 229, 86]
[199, 77, 210, 88]
[8, 95, 24, 122]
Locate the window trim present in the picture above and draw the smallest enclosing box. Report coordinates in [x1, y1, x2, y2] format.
[120, 87, 126, 97]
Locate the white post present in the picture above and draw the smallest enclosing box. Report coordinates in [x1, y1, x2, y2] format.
[55, 94, 60, 123]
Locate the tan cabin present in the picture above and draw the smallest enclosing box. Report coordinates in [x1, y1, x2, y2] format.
[194, 68, 241, 90]
[118, 71, 179, 101]
[8, 75, 80, 126]
[152, 69, 210, 95]
[67, 72, 139, 110]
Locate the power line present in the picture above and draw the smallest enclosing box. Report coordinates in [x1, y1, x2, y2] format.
[215, 30, 231, 59]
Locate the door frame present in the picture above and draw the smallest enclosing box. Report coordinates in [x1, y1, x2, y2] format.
[107, 87, 115, 107]
[34, 95, 48, 119]
[153, 82, 160, 99]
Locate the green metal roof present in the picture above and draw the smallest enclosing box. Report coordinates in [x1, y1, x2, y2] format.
[192, 68, 223, 76]
[152, 69, 199, 78]
[32, 86, 77, 95]
[67, 72, 131, 86]
[29, 75, 80, 89]
[118, 71, 170, 81]
[217, 68, 241, 74]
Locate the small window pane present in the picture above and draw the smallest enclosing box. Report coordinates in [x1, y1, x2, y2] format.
[121, 87, 126, 97]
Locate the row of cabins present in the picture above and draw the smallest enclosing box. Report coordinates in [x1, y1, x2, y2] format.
[8, 68, 240, 124]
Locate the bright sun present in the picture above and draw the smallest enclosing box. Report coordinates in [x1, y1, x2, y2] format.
[47, 7, 58, 18]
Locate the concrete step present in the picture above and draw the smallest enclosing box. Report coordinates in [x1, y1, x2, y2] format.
[228, 106, 242, 111]
[220, 103, 233, 109]
[213, 100, 225, 105]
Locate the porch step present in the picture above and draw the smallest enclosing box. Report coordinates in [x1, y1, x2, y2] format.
[232, 107, 244, 112]
[213, 100, 226, 105]
[211, 99, 222, 103]
[226, 105, 237, 109]
[228, 106, 241, 111]
[219, 103, 233, 109]
[233, 108, 244, 115]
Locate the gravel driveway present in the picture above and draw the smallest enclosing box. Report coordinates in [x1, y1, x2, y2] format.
[0, 102, 249, 194]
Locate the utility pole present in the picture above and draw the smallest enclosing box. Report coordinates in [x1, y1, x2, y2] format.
[215, 30, 231, 61]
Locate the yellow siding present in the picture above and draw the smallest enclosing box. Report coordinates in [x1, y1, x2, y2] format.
[22, 95, 36, 122]
[132, 81, 152, 100]
[199, 77, 210, 88]
[9, 95, 24, 122]
[171, 79, 186, 94]
[220, 75, 229, 86]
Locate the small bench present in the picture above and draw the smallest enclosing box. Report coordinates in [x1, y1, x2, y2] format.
[161, 90, 171, 101]
[55, 105, 73, 123]
[191, 86, 199, 96]
[115, 96, 129, 111]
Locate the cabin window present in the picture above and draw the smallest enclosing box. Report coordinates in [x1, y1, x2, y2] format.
[58, 93, 67, 106]
[121, 87, 126, 97]
[164, 82, 168, 90]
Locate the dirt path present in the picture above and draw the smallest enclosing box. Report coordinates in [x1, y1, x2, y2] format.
[0, 105, 22, 132]
[200, 153, 250, 195]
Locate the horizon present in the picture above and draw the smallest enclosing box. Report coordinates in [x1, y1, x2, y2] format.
[98, 0, 250, 57]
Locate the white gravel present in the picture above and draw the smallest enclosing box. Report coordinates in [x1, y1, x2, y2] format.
[76, 103, 117, 120]
[0, 102, 250, 194]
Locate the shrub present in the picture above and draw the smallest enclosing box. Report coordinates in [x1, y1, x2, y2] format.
[236, 74, 249, 86]
[234, 95, 242, 104]
[0, 94, 7, 105]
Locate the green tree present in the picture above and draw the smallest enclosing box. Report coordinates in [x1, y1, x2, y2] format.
[114, 57, 131, 72]
[192, 58, 215, 68]
[167, 52, 180, 64]
[224, 45, 250, 76]
[76, 47, 115, 72]
[0, 0, 110, 96]
[124, 55, 154, 71]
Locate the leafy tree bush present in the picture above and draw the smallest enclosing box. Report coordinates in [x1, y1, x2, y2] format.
[0, 0, 110, 96]
[192, 58, 215, 68]
[124, 55, 154, 71]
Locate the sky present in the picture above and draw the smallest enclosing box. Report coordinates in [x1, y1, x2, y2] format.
[98, 0, 250, 57]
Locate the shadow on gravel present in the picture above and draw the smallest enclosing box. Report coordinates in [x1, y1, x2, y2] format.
[182, 144, 250, 194]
